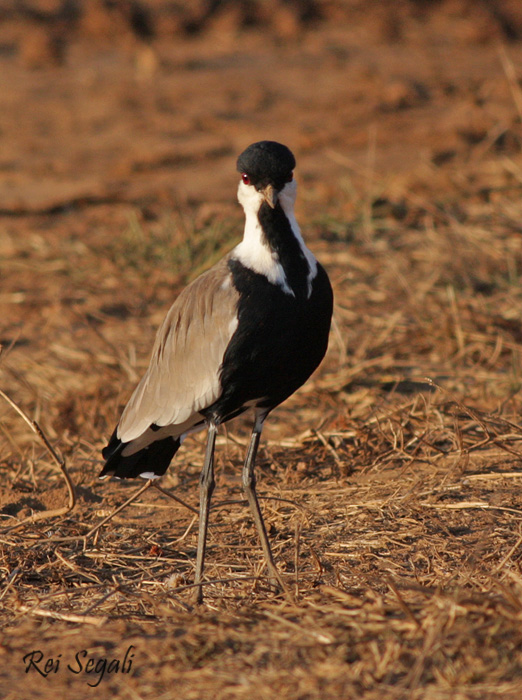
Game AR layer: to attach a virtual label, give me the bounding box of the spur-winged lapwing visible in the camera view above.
[100,141,333,602]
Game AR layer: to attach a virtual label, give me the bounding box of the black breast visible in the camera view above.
[205,258,333,423]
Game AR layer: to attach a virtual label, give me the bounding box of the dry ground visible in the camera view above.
[2,1,522,698]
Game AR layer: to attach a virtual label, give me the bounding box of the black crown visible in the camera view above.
[237,141,296,185]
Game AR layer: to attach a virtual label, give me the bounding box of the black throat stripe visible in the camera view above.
[257,201,310,298]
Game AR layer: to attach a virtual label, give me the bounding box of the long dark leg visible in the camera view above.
[242,413,286,592]
[193,422,218,604]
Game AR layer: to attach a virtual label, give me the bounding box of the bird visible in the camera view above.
[100,140,333,602]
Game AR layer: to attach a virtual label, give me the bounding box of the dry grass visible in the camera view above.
[3,157,522,699]
[3,6,522,697]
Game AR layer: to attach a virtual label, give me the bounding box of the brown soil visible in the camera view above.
[2,2,522,699]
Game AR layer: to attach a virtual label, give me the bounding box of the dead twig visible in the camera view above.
[86,480,153,542]
[385,574,422,631]
[494,532,522,574]
[0,388,76,532]
[499,43,522,122]
[17,604,107,626]
[152,482,199,514]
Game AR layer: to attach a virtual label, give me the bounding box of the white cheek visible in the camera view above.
[278,178,297,208]
[237,180,264,210]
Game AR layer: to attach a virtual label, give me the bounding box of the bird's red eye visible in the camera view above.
[286,171,294,183]
[241,173,250,185]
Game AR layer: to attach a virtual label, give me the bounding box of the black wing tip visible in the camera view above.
[99,427,124,478]
[99,432,181,480]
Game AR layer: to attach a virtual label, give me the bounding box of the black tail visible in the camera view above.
[100,428,181,479]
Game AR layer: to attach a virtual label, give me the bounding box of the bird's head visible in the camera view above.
[237,141,296,210]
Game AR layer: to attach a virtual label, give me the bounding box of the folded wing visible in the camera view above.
[117,257,239,444]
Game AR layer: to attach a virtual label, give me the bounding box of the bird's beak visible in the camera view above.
[260,184,277,209]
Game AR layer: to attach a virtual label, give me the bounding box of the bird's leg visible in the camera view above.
[193,421,218,604]
[242,413,286,594]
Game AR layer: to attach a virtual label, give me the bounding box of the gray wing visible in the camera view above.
[117,257,239,443]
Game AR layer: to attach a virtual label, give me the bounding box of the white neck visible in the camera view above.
[232,179,317,295]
